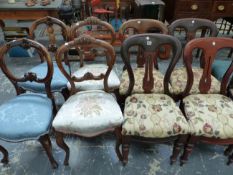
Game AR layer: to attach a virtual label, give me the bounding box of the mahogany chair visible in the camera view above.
[68,16,120,91]
[176,37,233,166]
[52,35,124,165]
[118,18,169,66]
[119,33,190,165]
[168,18,219,100]
[0,38,58,168]
[18,16,70,100]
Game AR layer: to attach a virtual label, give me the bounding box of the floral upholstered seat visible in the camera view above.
[183,94,233,139]
[119,68,164,95]
[170,67,220,95]
[67,64,120,90]
[122,94,190,138]
[53,90,123,137]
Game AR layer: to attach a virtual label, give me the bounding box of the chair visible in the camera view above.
[168,18,219,100]
[176,37,233,166]
[118,18,169,66]
[118,19,170,100]
[18,16,70,100]
[0,38,58,168]
[52,35,124,165]
[68,16,120,91]
[119,33,190,165]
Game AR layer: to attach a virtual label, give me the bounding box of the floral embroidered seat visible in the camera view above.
[53,90,123,136]
[183,94,233,139]
[170,67,220,95]
[122,94,190,138]
[119,68,164,95]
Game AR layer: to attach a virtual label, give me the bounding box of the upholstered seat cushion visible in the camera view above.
[19,61,69,92]
[52,90,123,137]
[122,94,190,138]
[212,60,231,80]
[183,94,233,139]
[0,93,53,142]
[119,68,164,95]
[170,67,220,94]
[67,64,120,90]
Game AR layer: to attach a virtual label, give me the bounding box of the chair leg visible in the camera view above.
[0,145,9,164]
[225,145,233,156]
[39,134,58,169]
[122,135,130,166]
[55,132,70,166]
[170,135,188,165]
[180,135,197,166]
[115,127,123,161]
[227,151,233,165]
[61,88,70,101]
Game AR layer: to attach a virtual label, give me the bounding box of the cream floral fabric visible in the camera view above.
[67,64,120,90]
[183,94,233,139]
[122,94,190,138]
[119,68,164,95]
[170,67,220,94]
[53,90,123,137]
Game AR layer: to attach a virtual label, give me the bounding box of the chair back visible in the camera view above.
[56,35,116,95]
[29,16,69,53]
[182,37,233,96]
[121,33,182,96]
[0,38,53,99]
[168,18,218,42]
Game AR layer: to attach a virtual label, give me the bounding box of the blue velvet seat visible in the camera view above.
[19,62,69,93]
[212,59,231,80]
[0,93,53,142]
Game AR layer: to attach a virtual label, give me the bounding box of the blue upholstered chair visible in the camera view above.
[19,16,70,100]
[0,38,58,169]
[52,35,123,166]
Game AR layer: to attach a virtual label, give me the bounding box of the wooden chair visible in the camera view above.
[176,37,233,166]
[119,33,190,165]
[118,19,169,65]
[18,16,70,100]
[52,35,124,165]
[168,18,219,100]
[0,38,58,169]
[68,16,120,91]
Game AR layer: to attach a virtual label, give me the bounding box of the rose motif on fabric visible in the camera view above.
[152,104,162,112]
[139,124,146,131]
[173,123,181,134]
[130,96,138,103]
[203,123,213,135]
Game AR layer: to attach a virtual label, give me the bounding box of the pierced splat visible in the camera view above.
[143,52,157,93]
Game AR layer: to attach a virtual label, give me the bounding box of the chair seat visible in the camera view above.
[52,90,123,137]
[67,64,120,90]
[183,94,233,139]
[119,68,164,95]
[19,61,69,93]
[122,94,190,138]
[170,67,220,95]
[0,93,53,142]
[212,59,231,80]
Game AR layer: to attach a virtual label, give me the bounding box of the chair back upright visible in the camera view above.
[56,34,116,95]
[181,37,233,97]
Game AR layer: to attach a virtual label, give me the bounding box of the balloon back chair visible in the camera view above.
[69,16,120,93]
[18,16,70,100]
[0,38,58,168]
[119,19,169,66]
[52,35,124,165]
[168,18,219,100]
[176,37,233,166]
[119,33,191,165]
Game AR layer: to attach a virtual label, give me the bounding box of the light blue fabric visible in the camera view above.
[19,61,69,93]
[0,93,53,142]
[212,60,231,80]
